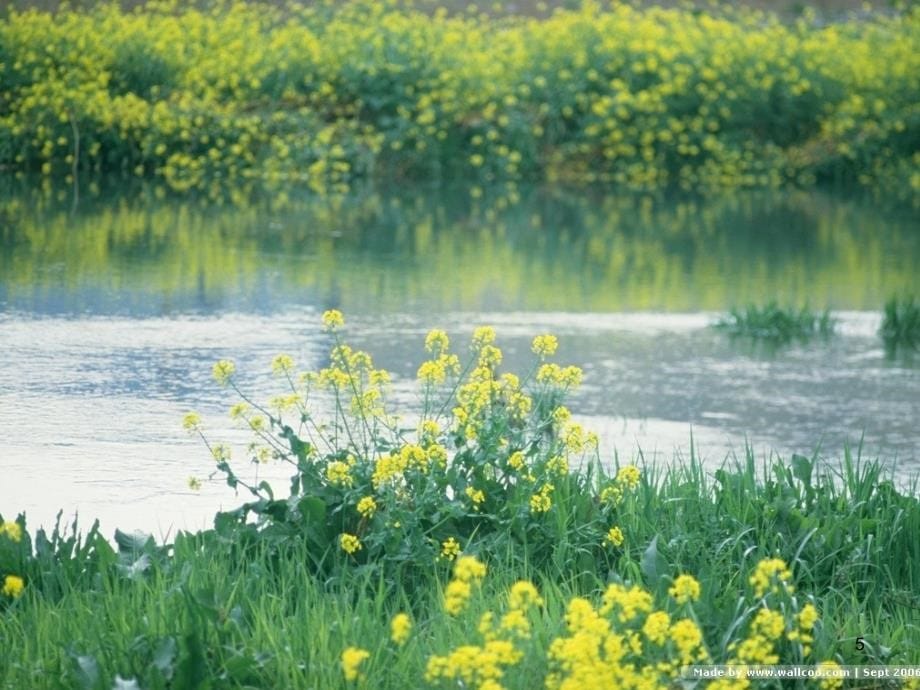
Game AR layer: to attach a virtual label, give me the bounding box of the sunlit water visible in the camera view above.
[1,186,918,536]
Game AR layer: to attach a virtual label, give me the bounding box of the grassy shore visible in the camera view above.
[1,451,918,688]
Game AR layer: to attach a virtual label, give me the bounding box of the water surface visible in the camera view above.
[1,187,918,535]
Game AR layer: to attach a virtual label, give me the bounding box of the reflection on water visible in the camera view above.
[0,187,918,534]
[2,186,919,314]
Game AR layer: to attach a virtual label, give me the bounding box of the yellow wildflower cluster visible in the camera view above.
[531,334,558,358]
[1,520,23,543]
[441,537,461,560]
[668,574,702,604]
[787,602,819,655]
[356,496,377,518]
[600,464,642,505]
[2,2,917,198]
[390,612,412,646]
[749,557,794,598]
[604,526,625,548]
[452,339,533,441]
[529,483,554,513]
[340,646,370,682]
[2,575,25,599]
[212,359,236,386]
[325,460,354,487]
[339,533,362,555]
[443,555,487,616]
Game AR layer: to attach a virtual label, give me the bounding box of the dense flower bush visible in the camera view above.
[1,1,918,199]
[189,311,642,581]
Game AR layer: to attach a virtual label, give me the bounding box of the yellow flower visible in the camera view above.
[187,477,202,491]
[322,309,345,331]
[181,412,201,431]
[529,483,555,514]
[212,359,236,386]
[444,579,472,615]
[642,610,671,645]
[425,329,450,354]
[465,486,486,506]
[615,465,641,490]
[326,461,354,487]
[531,334,558,357]
[817,661,845,690]
[749,558,794,598]
[752,608,786,640]
[471,326,496,349]
[509,581,543,611]
[339,533,362,555]
[356,496,377,518]
[499,609,530,638]
[2,575,24,598]
[605,526,624,547]
[453,555,487,582]
[441,537,461,560]
[1,520,23,543]
[599,484,623,504]
[507,451,525,470]
[341,646,370,681]
[390,613,412,645]
[668,574,701,604]
[798,603,819,630]
[270,353,294,375]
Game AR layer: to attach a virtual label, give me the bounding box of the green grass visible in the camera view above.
[2,449,918,689]
[881,296,920,352]
[714,303,836,343]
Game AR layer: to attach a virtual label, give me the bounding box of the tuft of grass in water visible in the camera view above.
[880,296,920,352]
[713,302,835,343]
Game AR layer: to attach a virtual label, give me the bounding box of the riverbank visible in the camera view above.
[2,1,918,199]
[2,451,918,688]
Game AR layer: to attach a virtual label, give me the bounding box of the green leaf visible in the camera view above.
[152,637,177,679]
[791,454,813,486]
[114,529,154,555]
[67,650,100,690]
[641,535,667,588]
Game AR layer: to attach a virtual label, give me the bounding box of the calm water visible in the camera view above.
[1,186,918,536]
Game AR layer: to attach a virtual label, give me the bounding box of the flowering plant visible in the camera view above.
[190,311,639,583]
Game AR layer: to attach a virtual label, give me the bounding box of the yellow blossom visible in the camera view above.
[212,359,236,386]
[322,309,344,331]
[2,575,24,598]
[604,526,624,547]
[390,613,412,645]
[341,646,370,681]
[669,574,701,604]
[531,334,558,357]
[1,520,23,543]
[441,537,461,560]
[339,533,362,555]
[356,496,377,518]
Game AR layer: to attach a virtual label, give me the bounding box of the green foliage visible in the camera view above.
[713,302,835,343]
[881,295,920,351]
